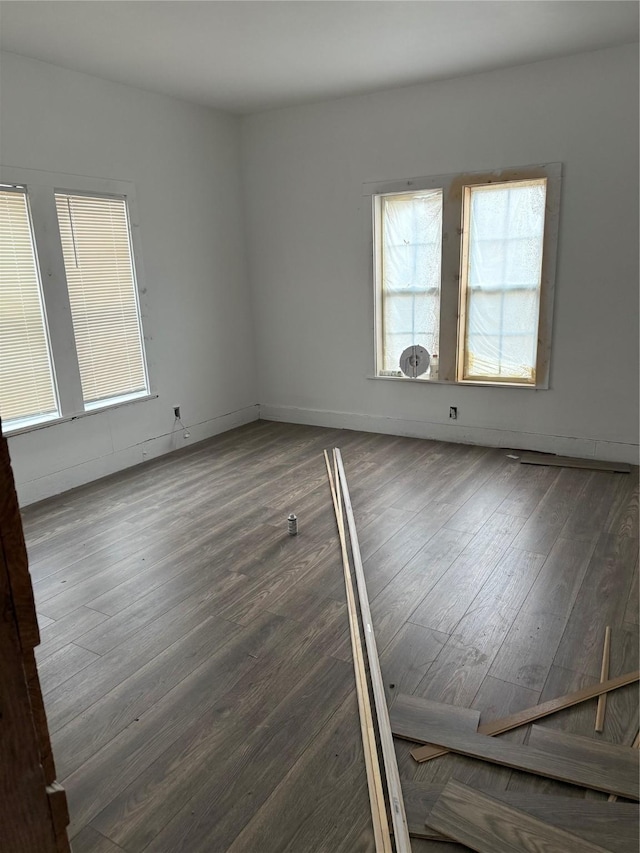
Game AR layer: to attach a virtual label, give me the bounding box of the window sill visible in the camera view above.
[3,393,158,437]
[368,375,546,390]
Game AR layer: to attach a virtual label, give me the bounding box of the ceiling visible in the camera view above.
[0,1,637,114]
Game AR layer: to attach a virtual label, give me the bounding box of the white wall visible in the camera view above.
[242,44,639,463]
[1,52,258,504]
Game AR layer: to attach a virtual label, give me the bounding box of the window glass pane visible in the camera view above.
[0,188,58,429]
[462,179,546,382]
[380,190,442,376]
[55,193,148,406]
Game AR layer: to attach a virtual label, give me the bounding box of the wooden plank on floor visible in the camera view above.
[379,623,449,707]
[53,612,244,779]
[520,536,597,619]
[386,694,480,735]
[426,780,614,852]
[63,611,301,837]
[44,574,247,735]
[488,608,567,692]
[605,473,639,538]
[561,472,627,543]
[553,534,638,678]
[497,463,559,518]
[511,467,592,555]
[451,676,540,793]
[69,825,124,853]
[224,693,376,853]
[94,656,353,852]
[36,606,109,662]
[520,452,631,474]
[36,643,100,695]
[409,517,529,634]
[410,547,545,711]
[367,527,472,653]
[402,780,639,852]
[528,724,639,783]
[408,670,640,763]
[391,704,639,798]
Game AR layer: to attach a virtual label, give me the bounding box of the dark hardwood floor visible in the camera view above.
[20,420,639,852]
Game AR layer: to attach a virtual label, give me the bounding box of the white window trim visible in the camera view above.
[0,164,156,434]
[365,163,562,389]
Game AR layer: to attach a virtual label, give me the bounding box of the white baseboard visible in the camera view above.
[259,404,639,465]
[15,404,259,506]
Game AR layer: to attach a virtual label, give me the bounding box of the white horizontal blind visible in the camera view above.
[379,190,442,375]
[55,193,148,407]
[0,188,58,428]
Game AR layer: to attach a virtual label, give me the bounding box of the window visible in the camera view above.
[0,187,59,430]
[55,193,148,408]
[0,169,150,434]
[377,189,442,376]
[372,164,560,387]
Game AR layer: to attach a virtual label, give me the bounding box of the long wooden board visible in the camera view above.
[390,699,639,799]
[335,449,411,852]
[528,724,640,785]
[323,451,392,853]
[427,781,613,853]
[401,780,638,851]
[408,669,640,762]
[519,452,631,473]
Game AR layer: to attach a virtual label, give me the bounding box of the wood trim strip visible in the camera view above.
[335,448,412,852]
[426,781,612,853]
[323,451,392,853]
[409,669,640,762]
[391,709,640,799]
[519,452,631,473]
[595,625,612,732]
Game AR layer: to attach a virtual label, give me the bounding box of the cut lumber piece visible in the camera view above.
[384,692,480,734]
[323,451,392,853]
[426,780,613,853]
[390,700,639,799]
[334,448,411,852]
[519,452,631,474]
[596,626,612,732]
[401,780,639,851]
[409,669,640,762]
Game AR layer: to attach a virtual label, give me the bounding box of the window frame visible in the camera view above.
[0,165,155,435]
[367,163,561,389]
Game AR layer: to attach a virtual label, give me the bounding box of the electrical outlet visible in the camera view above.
[173,405,181,420]
[449,406,458,420]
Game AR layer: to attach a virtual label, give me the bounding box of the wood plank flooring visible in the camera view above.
[19,420,639,851]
